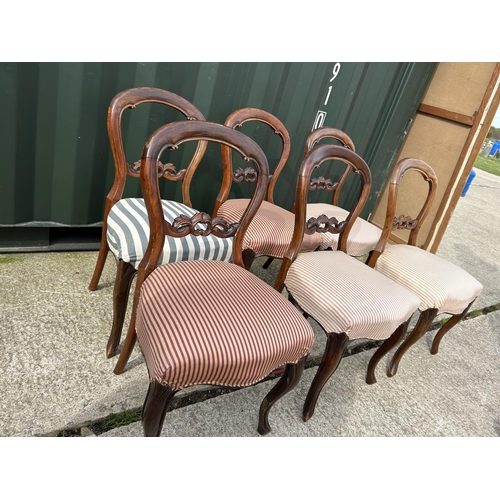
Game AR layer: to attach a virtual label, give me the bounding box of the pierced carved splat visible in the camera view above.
[164,212,239,238]
[393,214,418,230]
[306,214,346,234]
[233,167,258,183]
[127,160,186,181]
[309,177,339,191]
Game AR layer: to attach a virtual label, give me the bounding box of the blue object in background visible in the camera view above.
[461,169,477,197]
[490,141,500,156]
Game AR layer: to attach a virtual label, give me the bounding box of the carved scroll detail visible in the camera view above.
[165,213,238,238]
[393,215,418,230]
[306,214,347,234]
[309,177,338,191]
[233,167,258,183]
[128,160,186,181]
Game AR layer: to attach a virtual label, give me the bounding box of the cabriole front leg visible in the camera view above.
[388,308,438,377]
[258,357,306,435]
[142,382,178,437]
[431,300,475,355]
[366,319,409,385]
[303,332,349,422]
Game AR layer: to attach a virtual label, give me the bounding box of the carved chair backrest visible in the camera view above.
[107,87,207,210]
[302,127,356,207]
[274,145,371,291]
[213,108,290,215]
[365,158,438,268]
[139,120,269,280]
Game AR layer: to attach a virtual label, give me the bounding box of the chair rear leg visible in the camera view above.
[113,319,138,375]
[303,332,349,422]
[258,357,306,435]
[242,249,257,271]
[88,231,110,291]
[142,382,178,437]
[431,300,475,355]
[262,257,275,269]
[107,260,137,358]
[388,308,438,377]
[366,319,409,385]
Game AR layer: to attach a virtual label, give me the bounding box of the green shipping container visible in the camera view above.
[0,62,437,250]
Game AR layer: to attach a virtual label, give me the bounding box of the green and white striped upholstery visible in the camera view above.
[306,203,382,257]
[136,260,315,389]
[107,198,233,269]
[217,198,322,259]
[374,244,483,315]
[284,250,421,340]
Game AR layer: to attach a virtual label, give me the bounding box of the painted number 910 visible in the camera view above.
[312,63,341,131]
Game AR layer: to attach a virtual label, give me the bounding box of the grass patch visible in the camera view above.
[0,255,20,265]
[90,409,142,434]
[474,155,500,177]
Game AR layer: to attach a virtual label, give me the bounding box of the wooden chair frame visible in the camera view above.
[264,127,356,270]
[364,158,463,376]
[213,107,291,214]
[88,87,207,359]
[273,145,420,420]
[133,120,308,435]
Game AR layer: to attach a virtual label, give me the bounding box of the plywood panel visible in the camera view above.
[422,62,496,117]
[370,62,500,252]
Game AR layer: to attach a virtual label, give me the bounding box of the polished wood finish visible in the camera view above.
[130,120,309,435]
[387,308,438,377]
[365,158,438,268]
[365,157,474,375]
[88,87,207,292]
[142,382,178,437]
[271,144,373,420]
[113,121,270,375]
[266,126,356,269]
[275,144,371,292]
[106,260,136,358]
[303,332,349,422]
[302,127,355,207]
[366,319,410,385]
[258,357,306,435]
[431,300,475,355]
[213,107,291,214]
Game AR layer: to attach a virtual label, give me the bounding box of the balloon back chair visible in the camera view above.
[273,145,421,422]
[214,108,323,271]
[131,120,315,436]
[88,88,233,362]
[262,126,382,270]
[302,127,383,258]
[365,158,483,377]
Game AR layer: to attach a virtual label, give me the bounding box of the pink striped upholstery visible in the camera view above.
[306,203,382,256]
[217,199,322,258]
[284,251,420,340]
[136,260,315,390]
[374,244,483,315]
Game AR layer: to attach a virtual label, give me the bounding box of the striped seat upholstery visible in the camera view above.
[284,251,421,341]
[136,260,315,390]
[217,198,322,259]
[306,203,382,256]
[107,198,233,269]
[374,244,483,315]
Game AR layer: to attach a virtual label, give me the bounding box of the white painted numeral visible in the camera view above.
[330,62,341,82]
[324,85,332,106]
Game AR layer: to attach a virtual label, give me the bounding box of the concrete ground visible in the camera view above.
[0,168,498,439]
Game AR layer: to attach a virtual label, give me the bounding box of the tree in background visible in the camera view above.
[487,126,500,141]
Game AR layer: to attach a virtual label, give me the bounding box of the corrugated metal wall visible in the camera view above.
[0,62,436,246]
